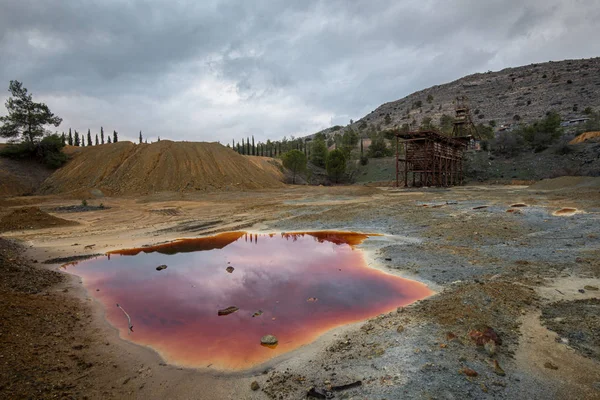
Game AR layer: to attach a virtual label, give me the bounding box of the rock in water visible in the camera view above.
[226,266,234,273]
[156,265,168,271]
[261,335,278,345]
[218,306,239,316]
[250,381,260,391]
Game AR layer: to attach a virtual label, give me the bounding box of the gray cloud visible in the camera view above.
[0,0,599,144]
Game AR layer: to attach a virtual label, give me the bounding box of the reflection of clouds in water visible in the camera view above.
[66,232,431,369]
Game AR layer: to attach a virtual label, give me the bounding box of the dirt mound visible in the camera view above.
[0,207,78,232]
[529,176,600,190]
[40,141,285,195]
[570,131,600,144]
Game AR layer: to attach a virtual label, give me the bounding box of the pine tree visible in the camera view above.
[87,129,92,146]
[113,131,118,143]
[0,80,62,145]
[61,132,66,146]
[95,134,99,146]
[68,128,73,145]
[232,139,235,149]
[74,130,80,146]
[139,131,143,144]
[252,136,255,156]
[100,127,104,144]
[360,138,364,155]
[241,138,245,154]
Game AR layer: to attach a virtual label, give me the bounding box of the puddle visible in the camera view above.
[66,231,432,370]
[553,208,579,216]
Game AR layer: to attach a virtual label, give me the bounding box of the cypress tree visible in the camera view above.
[246,137,250,155]
[95,134,99,146]
[113,130,118,143]
[232,139,234,149]
[68,128,73,145]
[74,130,80,146]
[139,131,143,144]
[100,126,105,144]
[87,129,92,146]
[252,136,255,156]
[158,136,161,142]
[61,132,66,146]
[241,138,245,155]
[278,141,281,156]
[107,136,112,144]
[360,138,364,154]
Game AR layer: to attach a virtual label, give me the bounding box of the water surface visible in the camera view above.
[67,231,432,370]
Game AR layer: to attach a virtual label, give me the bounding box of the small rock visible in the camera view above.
[484,341,496,356]
[578,289,585,294]
[261,335,278,346]
[396,325,405,334]
[252,310,263,318]
[250,381,260,391]
[226,266,234,273]
[584,285,598,291]
[156,265,168,271]
[460,367,478,377]
[544,362,559,370]
[218,306,239,316]
[307,297,318,302]
[493,360,505,376]
[384,258,392,261]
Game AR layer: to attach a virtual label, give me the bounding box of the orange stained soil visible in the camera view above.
[66,231,433,370]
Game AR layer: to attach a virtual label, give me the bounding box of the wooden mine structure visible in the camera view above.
[392,96,478,187]
[394,130,468,187]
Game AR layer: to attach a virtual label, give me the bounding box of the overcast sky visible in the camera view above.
[1,0,599,144]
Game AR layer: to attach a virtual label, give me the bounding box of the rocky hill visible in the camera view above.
[322,57,600,137]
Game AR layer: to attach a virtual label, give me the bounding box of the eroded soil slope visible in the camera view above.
[40,141,284,196]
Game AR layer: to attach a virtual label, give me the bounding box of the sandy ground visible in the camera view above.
[1,184,599,399]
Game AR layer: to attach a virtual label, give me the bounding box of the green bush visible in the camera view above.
[0,133,67,168]
[282,149,307,184]
[326,149,346,183]
[360,154,369,166]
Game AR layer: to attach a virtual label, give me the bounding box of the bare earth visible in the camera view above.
[1,183,599,399]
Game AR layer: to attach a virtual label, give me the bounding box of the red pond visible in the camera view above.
[66,231,433,370]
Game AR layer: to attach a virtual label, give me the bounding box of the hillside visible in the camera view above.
[39,141,284,196]
[318,57,600,137]
[0,144,55,196]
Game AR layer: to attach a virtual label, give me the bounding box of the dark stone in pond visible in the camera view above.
[385,258,392,261]
[218,306,239,316]
[578,289,585,293]
[226,266,234,273]
[261,334,278,345]
[250,381,259,391]
[156,265,168,271]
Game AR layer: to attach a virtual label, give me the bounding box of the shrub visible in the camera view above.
[491,132,523,157]
[0,133,67,168]
[282,149,307,184]
[367,133,393,158]
[326,149,346,183]
[82,199,88,207]
[360,154,369,166]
